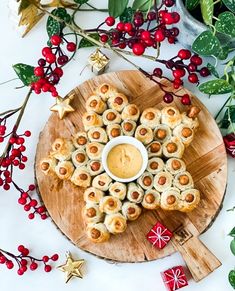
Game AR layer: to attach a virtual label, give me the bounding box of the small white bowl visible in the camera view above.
[101,136,148,183]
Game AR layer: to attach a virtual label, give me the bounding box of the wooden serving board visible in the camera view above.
[35,70,227,282]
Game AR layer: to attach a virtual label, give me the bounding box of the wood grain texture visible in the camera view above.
[35,71,227,271]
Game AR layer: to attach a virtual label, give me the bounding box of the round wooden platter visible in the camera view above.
[35,70,227,281]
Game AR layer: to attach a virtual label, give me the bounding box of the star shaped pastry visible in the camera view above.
[50,95,75,119]
[57,252,85,283]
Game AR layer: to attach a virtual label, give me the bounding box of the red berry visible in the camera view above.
[105,16,115,26]
[51,254,59,261]
[163,12,174,24]
[29,184,36,191]
[34,67,44,77]
[181,94,191,105]
[37,206,46,214]
[173,68,185,78]
[44,265,52,272]
[38,58,46,67]
[100,34,109,43]
[3,170,10,177]
[50,35,62,46]
[147,11,156,21]
[30,262,38,271]
[22,192,28,199]
[67,42,76,52]
[17,137,25,144]
[24,130,31,137]
[163,93,173,103]
[12,159,20,166]
[178,49,191,60]
[134,17,144,27]
[124,22,133,32]
[171,12,180,23]
[17,268,25,276]
[153,68,163,77]
[24,204,31,211]
[19,145,26,152]
[22,248,29,256]
[46,54,56,64]
[18,245,25,252]
[155,29,165,42]
[200,67,210,77]
[190,55,202,65]
[188,73,199,83]
[0,256,6,264]
[42,256,49,263]
[132,43,145,56]
[119,42,126,49]
[34,89,41,95]
[21,259,28,266]
[18,197,26,205]
[54,67,63,77]
[42,47,52,57]
[21,265,27,272]
[9,137,16,144]
[144,38,154,47]
[41,214,48,220]
[116,22,125,31]
[57,55,68,65]
[52,91,58,97]
[19,163,25,170]
[141,31,151,41]
[164,0,175,7]
[188,63,197,72]
[6,261,14,269]
[3,184,10,190]
[30,199,38,207]
[21,156,27,162]
[28,213,35,220]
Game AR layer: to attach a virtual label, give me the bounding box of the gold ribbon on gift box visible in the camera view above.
[89,49,109,73]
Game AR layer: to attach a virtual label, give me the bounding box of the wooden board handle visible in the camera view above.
[172,235,221,282]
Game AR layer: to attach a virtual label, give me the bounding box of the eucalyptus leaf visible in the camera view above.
[108,0,128,18]
[229,227,235,237]
[132,0,152,11]
[192,31,222,56]
[207,63,219,78]
[200,0,214,25]
[222,0,235,13]
[185,0,200,10]
[78,33,99,48]
[13,63,38,86]
[215,12,235,37]
[230,239,235,255]
[199,79,233,94]
[229,270,235,289]
[120,7,133,22]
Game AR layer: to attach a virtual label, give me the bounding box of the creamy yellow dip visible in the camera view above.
[107,144,143,179]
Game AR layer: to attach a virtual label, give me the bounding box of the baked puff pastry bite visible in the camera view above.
[142,189,161,210]
[92,173,112,191]
[84,187,105,204]
[106,124,122,139]
[161,107,182,129]
[104,213,127,234]
[109,182,127,200]
[96,83,117,101]
[86,223,110,243]
[87,160,104,176]
[147,157,165,174]
[153,125,171,143]
[173,124,194,147]
[87,127,108,144]
[70,167,91,188]
[173,171,194,191]
[140,107,161,128]
[121,120,137,136]
[107,93,129,112]
[162,136,185,159]
[147,141,162,157]
[122,202,142,221]
[121,104,140,121]
[165,158,186,175]
[55,161,74,180]
[181,112,199,130]
[86,142,104,160]
[83,204,104,224]
[85,95,107,114]
[40,157,57,176]
[99,196,122,214]
[135,125,153,145]
[103,109,121,125]
[137,172,154,190]
[72,132,88,149]
[153,170,173,192]
[51,138,74,161]
[180,189,200,212]
[161,187,181,211]
[82,112,103,131]
[127,183,144,203]
[71,149,88,167]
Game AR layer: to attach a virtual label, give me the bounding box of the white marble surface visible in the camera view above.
[0,1,235,290]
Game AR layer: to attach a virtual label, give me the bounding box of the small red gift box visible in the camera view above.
[146,222,173,249]
[223,133,235,158]
[161,266,188,291]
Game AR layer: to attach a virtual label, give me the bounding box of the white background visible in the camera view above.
[0,1,235,290]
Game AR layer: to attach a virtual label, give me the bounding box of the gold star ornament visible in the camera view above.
[50,95,75,119]
[57,252,85,283]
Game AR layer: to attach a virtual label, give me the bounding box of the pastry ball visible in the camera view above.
[70,167,91,188]
[106,124,122,139]
[127,183,144,203]
[40,157,57,176]
[92,173,112,191]
[161,187,181,211]
[87,127,108,144]
[84,187,104,204]
[135,125,153,145]
[99,196,122,214]
[173,124,195,147]
[147,157,164,174]
[83,204,104,224]
[180,189,200,212]
[87,160,104,176]
[122,202,142,221]
[137,172,154,190]
[104,213,127,234]
[86,223,110,243]
[51,138,75,161]
[86,142,104,160]
[147,141,163,157]
[153,170,173,192]
[96,83,117,101]
[71,149,88,167]
[85,95,107,114]
[55,161,74,180]
[82,112,103,131]
[72,131,88,148]
[121,104,140,121]
[173,171,194,191]
[142,189,161,210]
[109,182,127,200]
[162,136,185,159]
[165,158,186,175]
[121,120,137,136]
[161,106,182,129]
[153,125,172,143]
[103,109,121,125]
[107,92,129,112]
[140,107,161,128]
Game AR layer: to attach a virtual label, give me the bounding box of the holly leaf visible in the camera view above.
[13,63,38,86]
[108,0,128,18]
[201,0,214,25]
[185,0,200,10]
[230,238,235,255]
[132,0,153,11]
[207,63,219,78]
[215,12,235,37]
[229,227,235,237]
[199,79,233,94]
[222,0,235,13]
[229,270,235,289]
[192,30,222,56]
[74,0,89,4]
[120,7,134,22]
[47,8,70,38]
[78,33,99,48]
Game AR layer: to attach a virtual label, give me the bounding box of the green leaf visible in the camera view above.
[108,0,128,18]
[199,79,233,95]
[215,12,235,37]
[207,63,219,78]
[201,0,214,25]
[78,33,99,48]
[13,63,38,86]
[229,270,235,289]
[220,107,235,128]
[47,8,71,38]
[192,30,222,56]
[132,0,153,11]
[229,227,235,237]
[120,7,134,22]
[222,0,235,13]
[217,45,229,60]
[230,238,235,255]
[185,0,200,10]
[74,0,89,3]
